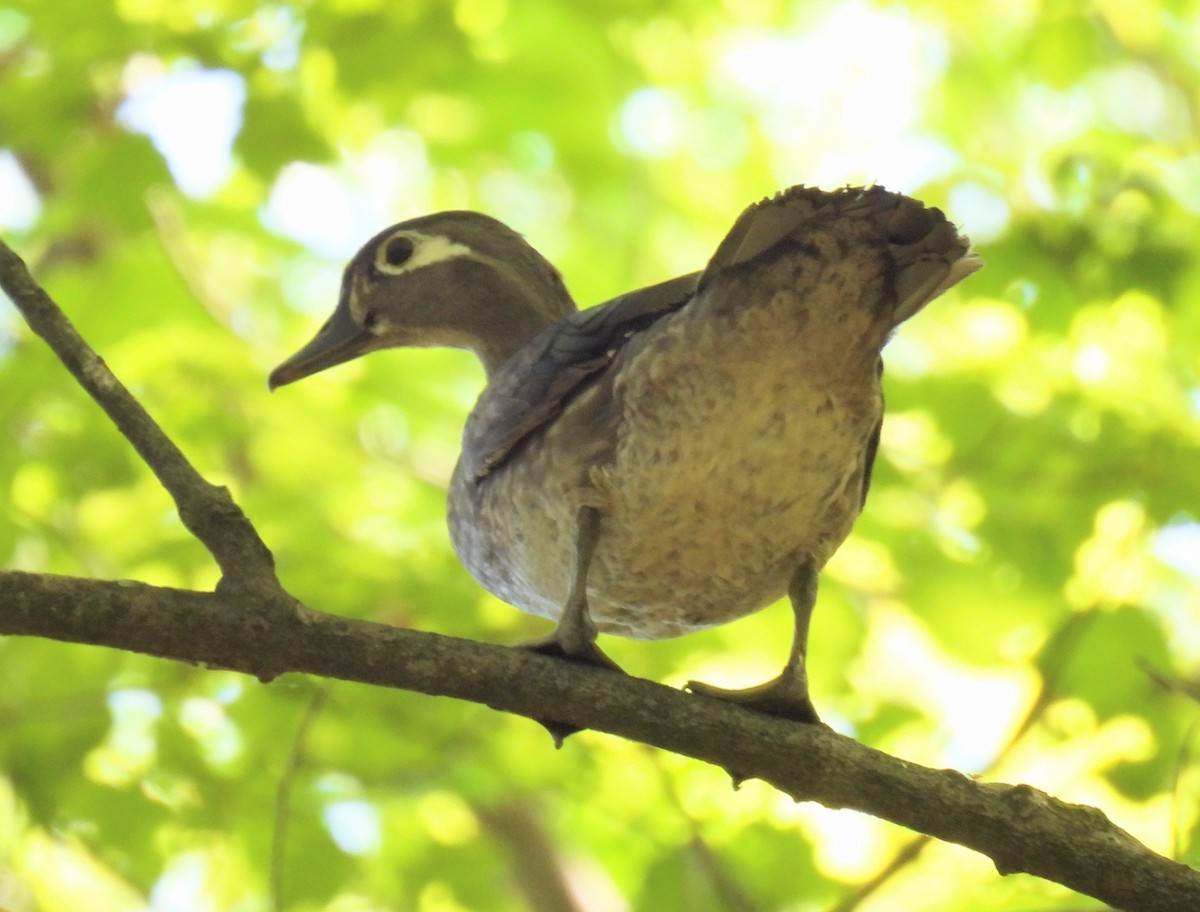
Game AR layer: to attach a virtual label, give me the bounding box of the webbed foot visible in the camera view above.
[687,669,820,725]
[519,634,625,672]
[688,559,824,725]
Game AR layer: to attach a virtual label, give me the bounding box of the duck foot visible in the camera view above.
[686,672,821,725]
[516,636,626,747]
[689,559,824,726]
[520,634,625,671]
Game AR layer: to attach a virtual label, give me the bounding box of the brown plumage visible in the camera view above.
[271,185,980,725]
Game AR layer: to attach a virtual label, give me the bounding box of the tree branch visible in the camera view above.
[3,236,1199,912]
[0,237,277,590]
[1,570,1197,912]
[477,800,591,912]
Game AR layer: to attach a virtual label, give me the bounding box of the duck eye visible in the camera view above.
[380,235,415,270]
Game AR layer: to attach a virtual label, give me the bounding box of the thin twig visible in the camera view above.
[270,686,329,912]
[477,800,592,912]
[1140,659,1200,705]
[648,747,758,912]
[0,237,278,590]
[1172,717,1200,861]
[147,189,240,326]
[831,595,1100,912]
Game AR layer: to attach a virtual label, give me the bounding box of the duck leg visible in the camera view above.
[520,506,624,672]
[522,506,624,671]
[687,559,822,724]
[519,506,624,745]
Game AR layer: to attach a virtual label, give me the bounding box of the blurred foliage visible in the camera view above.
[2,0,1200,909]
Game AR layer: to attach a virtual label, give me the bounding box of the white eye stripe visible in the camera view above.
[374,231,473,275]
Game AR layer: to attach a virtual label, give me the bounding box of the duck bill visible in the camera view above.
[268,303,374,390]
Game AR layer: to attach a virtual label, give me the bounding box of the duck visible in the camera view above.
[270,184,980,730]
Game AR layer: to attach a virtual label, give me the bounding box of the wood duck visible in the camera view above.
[270,185,980,728]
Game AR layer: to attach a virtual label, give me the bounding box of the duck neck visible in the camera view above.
[465,256,577,379]
[473,306,561,378]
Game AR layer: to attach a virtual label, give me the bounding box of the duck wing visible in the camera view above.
[465,185,980,485]
[462,272,699,482]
